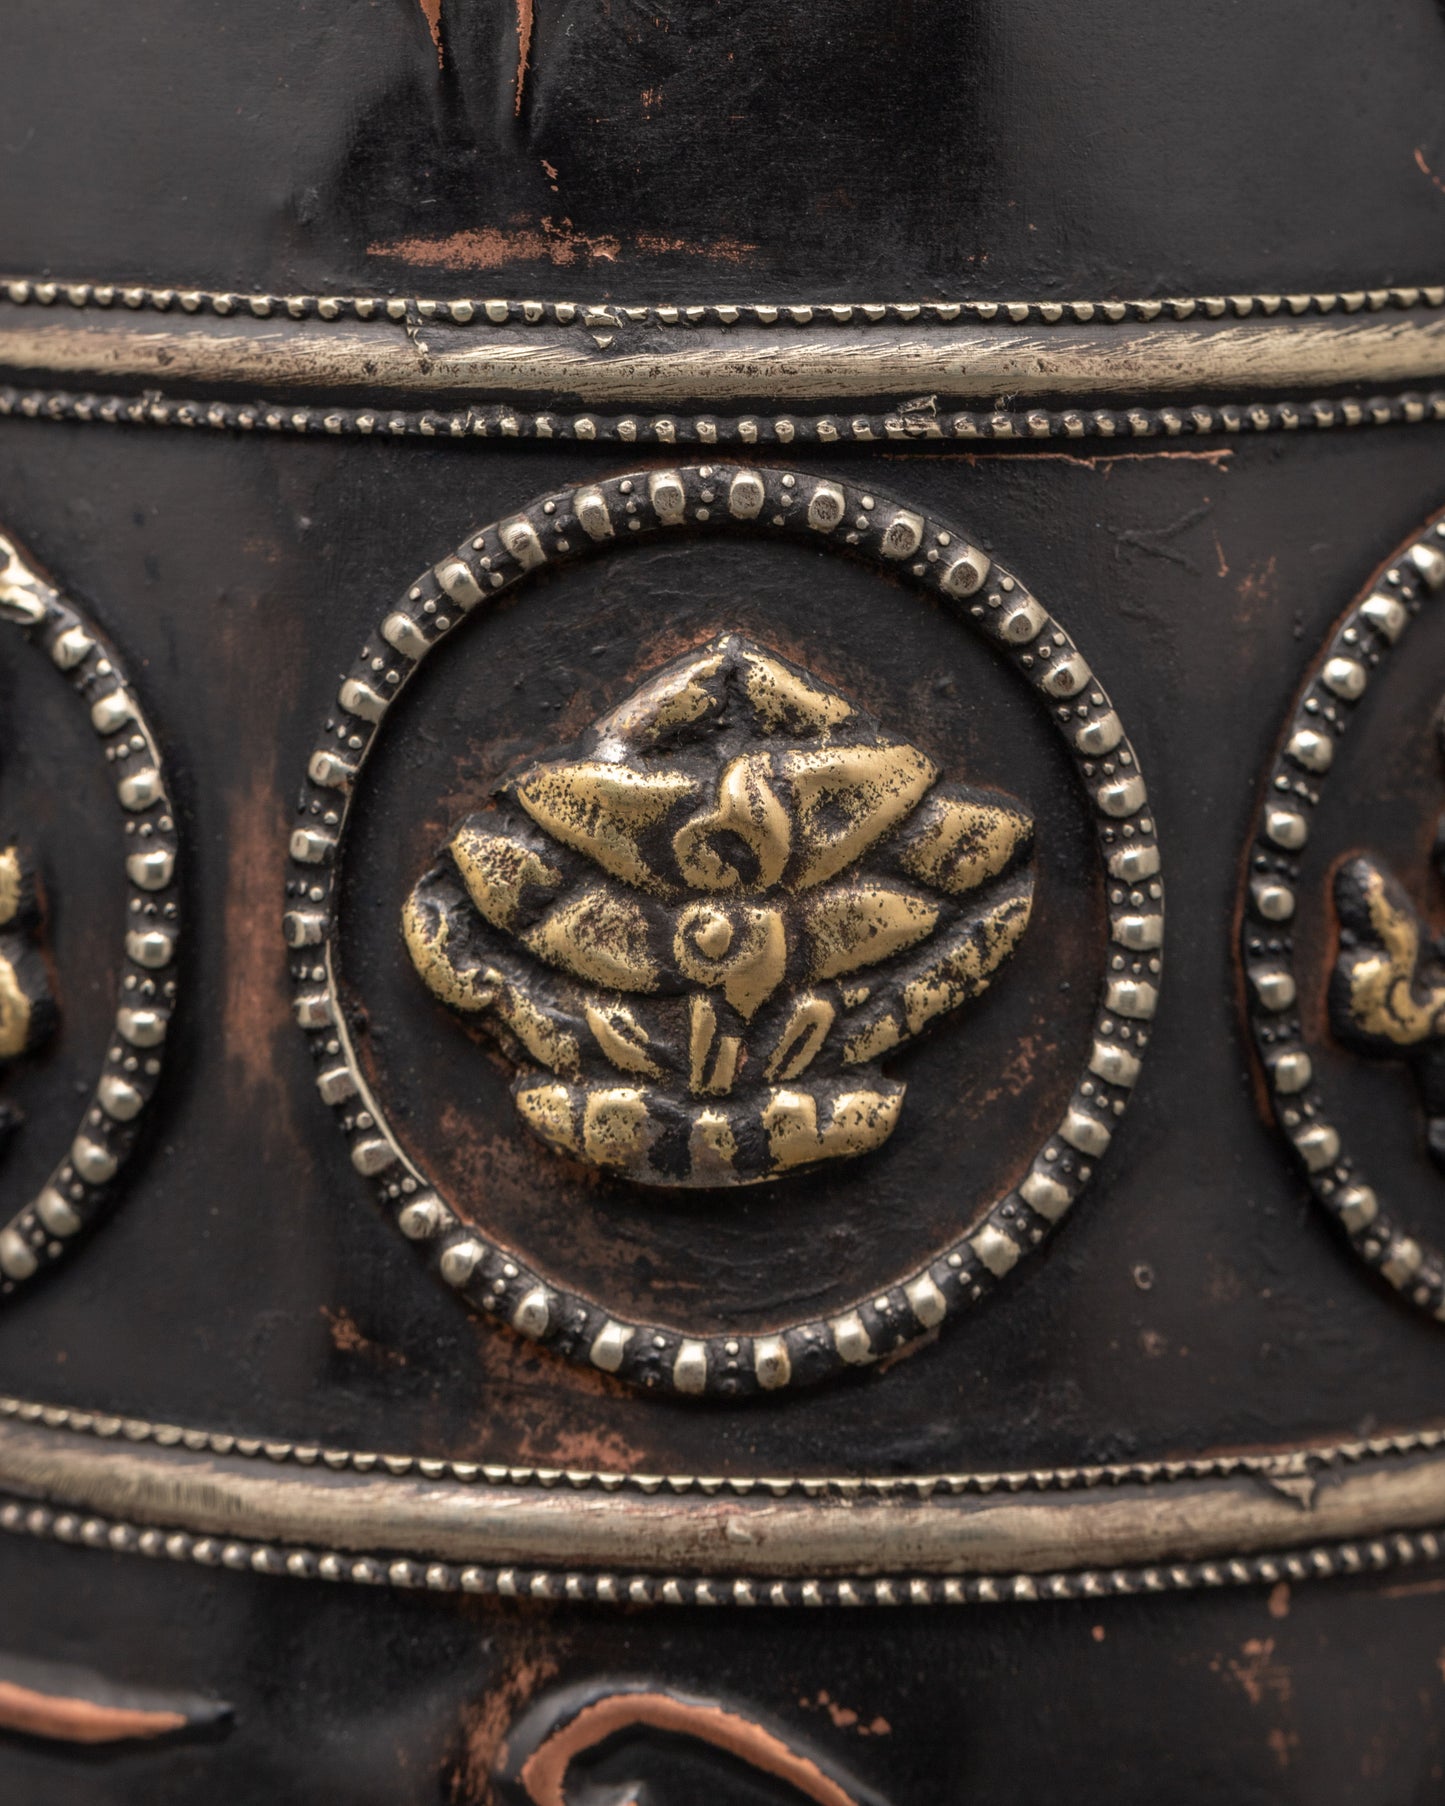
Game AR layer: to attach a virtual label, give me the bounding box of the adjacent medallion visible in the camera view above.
[288,467,1163,1395]
[0,532,180,1295]
[1242,504,1445,1319]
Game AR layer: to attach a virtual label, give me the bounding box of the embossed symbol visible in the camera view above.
[0,530,181,1296]
[0,842,56,1153]
[0,845,54,1065]
[1330,699,1445,1172]
[404,634,1034,1185]
[293,468,1161,1394]
[1243,508,1445,1318]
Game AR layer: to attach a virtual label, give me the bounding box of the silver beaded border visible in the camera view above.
[3,1393,1435,1499]
[1243,506,1445,1320]
[2,385,1444,447]
[287,466,1164,1398]
[2,276,1443,326]
[0,537,181,1298]
[1,1486,1438,1608]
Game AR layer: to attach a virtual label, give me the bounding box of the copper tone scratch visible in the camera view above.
[372,223,620,269]
[1415,147,1445,196]
[417,0,443,69]
[223,748,293,1109]
[798,1690,891,1738]
[457,1652,559,1801]
[517,1693,866,1806]
[368,224,756,268]
[634,229,758,263]
[320,1305,407,1369]
[0,1680,186,1745]
[515,0,533,114]
[1382,1574,1445,1599]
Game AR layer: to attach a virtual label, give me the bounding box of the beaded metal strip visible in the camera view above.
[2,277,1443,326]
[3,385,1443,445]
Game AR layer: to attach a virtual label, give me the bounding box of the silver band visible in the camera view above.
[3,303,1445,412]
[1,1396,1443,1602]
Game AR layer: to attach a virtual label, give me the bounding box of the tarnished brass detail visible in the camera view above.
[1334,857,1445,1047]
[405,633,1033,1185]
[0,847,53,1066]
[1332,852,1445,1178]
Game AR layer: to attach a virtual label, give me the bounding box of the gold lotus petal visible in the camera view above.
[490,981,582,1078]
[585,1003,663,1078]
[515,759,695,895]
[450,826,563,931]
[764,994,836,1082]
[515,1082,580,1155]
[673,754,792,891]
[762,1086,903,1169]
[402,892,500,1016]
[802,882,939,982]
[737,645,853,735]
[0,846,22,928]
[687,995,742,1095]
[688,1109,738,1179]
[522,888,659,993]
[582,1087,652,1168]
[781,742,938,890]
[898,794,1034,896]
[841,1014,902,1063]
[1340,859,1445,1045]
[673,901,787,1020]
[0,952,32,1060]
[594,646,727,746]
[900,891,1034,1037]
[839,886,1034,1062]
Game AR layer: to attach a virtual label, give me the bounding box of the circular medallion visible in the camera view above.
[1243,504,1445,1321]
[0,532,181,1296]
[288,467,1163,1396]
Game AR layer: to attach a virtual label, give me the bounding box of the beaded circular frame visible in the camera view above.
[1242,504,1445,1320]
[286,466,1165,1397]
[0,535,181,1297]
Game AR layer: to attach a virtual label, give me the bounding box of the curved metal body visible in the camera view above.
[2,4,1445,1800]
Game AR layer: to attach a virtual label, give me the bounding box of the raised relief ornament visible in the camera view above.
[290,468,1161,1395]
[0,531,182,1297]
[1330,699,1445,1171]
[1243,507,1445,1318]
[403,634,1033,1186]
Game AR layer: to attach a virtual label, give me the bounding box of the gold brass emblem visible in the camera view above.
[1332,854,1445,1171]
[404,634,1033,1185]
[0,844,53,1070]
[1330,695,1445,1173]
[0,842,55,1172]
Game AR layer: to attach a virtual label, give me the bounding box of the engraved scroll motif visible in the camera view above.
[404,634,1033,1186]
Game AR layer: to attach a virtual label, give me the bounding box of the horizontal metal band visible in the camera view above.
[2,303,1445,418]
[0,1398,1443,1604]
[4,276,1444,328]
[3,383,1442,449]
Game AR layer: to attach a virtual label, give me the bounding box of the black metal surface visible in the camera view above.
[1,4,1444,1801]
